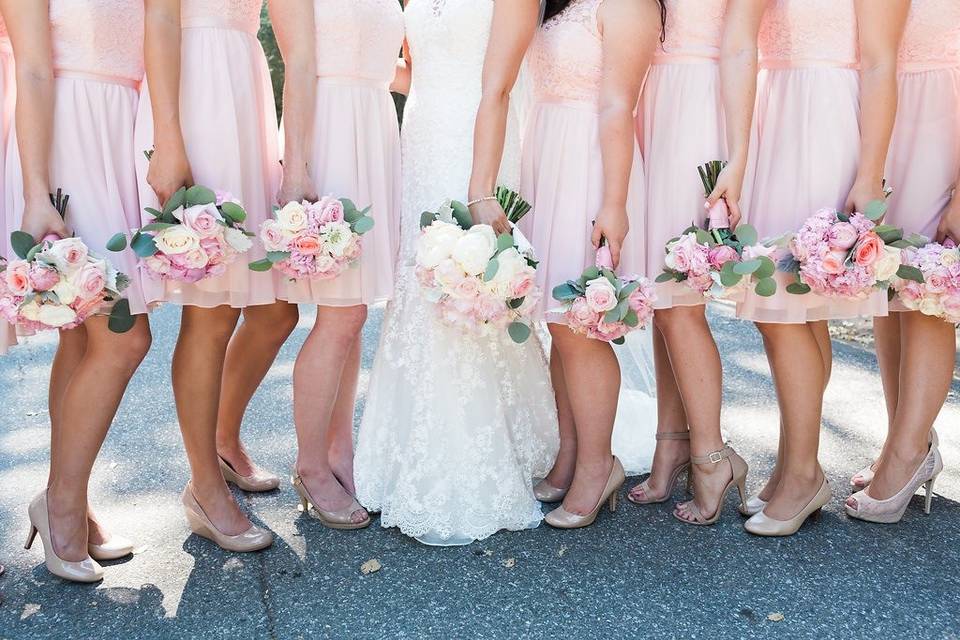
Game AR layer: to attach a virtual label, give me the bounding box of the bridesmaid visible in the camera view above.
[3,0,152,582]
[279,0,403,529]
[522,0,662,529]
[712,0,906,536]
[136,0,308,551]
[630,0,750,526]
[0,16,14,355]
[848,0,959,523]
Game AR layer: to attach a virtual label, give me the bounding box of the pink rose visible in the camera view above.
[821,251,847,275]
[4,262,32,296]
[853,232,883,268]
[827,222,859,251]
[940,294,960,318]
[584,277,618,313]
[708,245,740,270]
[318,199,345,224]
[925,273,947,294]
[313,255,338,277]
[75,265,106,301]
[508,272,535,299]
[476,294,504,322]
[74,295,104,320]
[261,223,287,252]
[452,277,481,299]
[28,265,60,292]
[182,204,222,239]
[294,235,322,256]
[569,297,600,328]
[592,320,628,343]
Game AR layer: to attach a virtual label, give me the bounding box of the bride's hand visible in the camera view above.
[591,204,629,269]
[469,198,511,235]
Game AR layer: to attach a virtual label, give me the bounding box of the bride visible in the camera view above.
[353,0,560,546]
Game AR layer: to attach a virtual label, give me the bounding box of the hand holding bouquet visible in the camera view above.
[249,196,374,280]
[415,187,540,344]
[1,190,134,333]
[109,185,253,284]
[552,241,655,344]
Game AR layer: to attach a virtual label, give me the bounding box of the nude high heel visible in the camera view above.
[533,480,568,503]
[846,443,943,524]
[219,456,281,493]
[738,494,768,517]
[292,474,371,530]
[25,491,104,583]
[181,484,273,552]
[88,533,135,562]
[850,428,938,491]
[673,446,748,526]
[744,476,832,537]
[627,431,690,505]
[545,457,625,529]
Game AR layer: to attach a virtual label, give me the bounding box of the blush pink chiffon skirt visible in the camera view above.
[884,67,960,312]
[5,74,150,339]
[134,25,282,309]
[639,60,729,309]
[521,101,647,323]
[277,78,401,306]
[0,43,15,353]
[736,67,888,324]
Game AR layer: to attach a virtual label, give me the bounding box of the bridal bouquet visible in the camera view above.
[1,190,134,333]
[415,187,539,344]
[552,243,655,344]
[248,197,374,280]
[777,202,905,298]
[891,240,960,323]
[108,185,253,284]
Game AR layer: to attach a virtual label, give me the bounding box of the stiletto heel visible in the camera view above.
[923,476,938,515]
[628,432,690,505]
[24,525,38,550]
[545,457,625,529]
[846,443,943,524]
[736,480,747,507]
[292,473,371,530]
[181,483,273,552]
[850,428,939,491]
[672,446,749,526]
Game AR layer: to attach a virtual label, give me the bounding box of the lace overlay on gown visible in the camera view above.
[50,0,144,81]
[656,0,726,61]
[899,0,960,71]
[182,0,262,33]
[354,0,559,546]
[314,0,403,82]
[759,0,857,68]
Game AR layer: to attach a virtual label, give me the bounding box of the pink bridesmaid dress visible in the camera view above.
[4,1,149,330]
[134,0,281,308]
[0,18,15,353]
[736,0,887,323]
[885,0,960,312]
[522,0,646,322]
[278,0,402,306]
[639,0,728,308]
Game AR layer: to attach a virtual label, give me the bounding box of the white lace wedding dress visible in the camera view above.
[354,0,560,546]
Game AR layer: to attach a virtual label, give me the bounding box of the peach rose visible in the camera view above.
[853,233,883,268]
[294,235,322,256]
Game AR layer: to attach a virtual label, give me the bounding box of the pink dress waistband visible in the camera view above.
[760,59,858,70]
[54,69,141,91]
[898,61,960,74]
[653,53,720,66]
[534,97,601,113]
[317,76,390,91]
[181,16,258,35]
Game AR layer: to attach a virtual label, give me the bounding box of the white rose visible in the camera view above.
[452,224,497,276]
[39,303,78,328]
[874,246,902,282]
[39,237,88,274]
[276,201,309,233]
[20,300,42,321]
[154,226,201,256]
[664,251,677,271]
[322,221,354,257]
[224,227,253,253]
[919,296,943,317]
[52,279,80,305]
[584,276,619,313]
[416,221,464,269]
[941,250,959,266]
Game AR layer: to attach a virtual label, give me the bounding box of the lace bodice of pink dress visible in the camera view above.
[49,0,144,82]
[314,0,404,83]
[656,0,726,62]
[182,0,262,33]
[759,0,857,68]
[530,0,603,105]
[899,0,960,71]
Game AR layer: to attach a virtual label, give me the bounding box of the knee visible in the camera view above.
[315,306,367,346]
[654,306,707,340]
[104,320,152,372]
[245,302,300,342]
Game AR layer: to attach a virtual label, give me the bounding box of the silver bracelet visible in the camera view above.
[466,195,498,208]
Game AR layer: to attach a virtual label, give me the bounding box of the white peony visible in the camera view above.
[452,224,497,276]
[154,226,201,255]
[52,278,80,306]
[417,221,464,269]
[39,303,78,328]
[224,227,253,253]
[275,201,309,233]
[20,300,42,321]
[874,246,902,282]
[322,221,354,257]
[489,247,526,296]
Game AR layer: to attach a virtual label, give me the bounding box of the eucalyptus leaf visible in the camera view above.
[583,266,601,281]
[496,233,514,253]
[451,200,473,229]
[734,224,758,247]
[144,207,163,220]
[786,282,812,295]
[613,336,626,345]
[266,251,291,263]
[483,258,499,282]
[719,262,743,287]
[162,188,186,216]
[139,222,177,233]
[249,259,274,272]
[655,272,677,284]
[10,231,36,260]
[623,309,639,328]
[352,216,375,235]
[508,297,525,310]
[420,211,435,229]
[896,264,925,284]
[864,199,887,221]
[755,256,776,280]
[130,233,158,258]
[754,277,777,297]
[552,282,580,302]
[508,321,531,344]
[695,229,713,245]
[836,211,850,223]
[106,233,128,252]
[733,259,762,275]
[107,299,135,334]
[185,185,216,206]
[220,202,247,224]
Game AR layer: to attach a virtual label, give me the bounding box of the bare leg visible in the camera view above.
[873,313,902,433]
[173,305,251,536]
[293,305,367,523]
[216,301,299,475]
[756,322,826,520]
[542,342,579,489]
[854,312,954,502]
[328,337,361,495]
[549,324,620,515]
[46,317,151,562]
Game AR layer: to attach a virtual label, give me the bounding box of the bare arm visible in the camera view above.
[935,175,960,244]
[467,0,541,234]
[270,0,318,204]
[591,0,659,268]
[145,0,192,204]
[390,39,411,95]
[0,0,69,239]
[706,0,766,227]
[845,0,909,214]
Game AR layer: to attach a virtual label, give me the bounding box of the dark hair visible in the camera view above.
[542,0,667,42]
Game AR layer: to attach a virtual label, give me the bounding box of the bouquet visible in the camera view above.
[248,196,374,280]
[552,243,656,344]
[778,201,907,298]
[1,190,134,333]
[415,187,539,344]
[890,239,960,323]
[656,160,777,299]
[108,185,254,283]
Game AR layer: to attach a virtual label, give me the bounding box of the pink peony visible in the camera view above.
[318,199,345,224]
[827,222,859,250]
[707,245,740,270]
[508,272,536,300]
[28,265,60,292]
